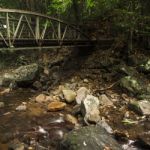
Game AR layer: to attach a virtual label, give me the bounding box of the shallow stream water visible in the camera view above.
[0,89,74,150]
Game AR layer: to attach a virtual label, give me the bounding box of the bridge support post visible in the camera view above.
[35,16,40,41]
[6,12,12,47]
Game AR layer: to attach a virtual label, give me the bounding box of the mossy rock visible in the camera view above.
[120,76,143,95]
[138,59,150,73]
[59,125,122,150]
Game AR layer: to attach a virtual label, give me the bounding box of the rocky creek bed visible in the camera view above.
[0,48,150,150]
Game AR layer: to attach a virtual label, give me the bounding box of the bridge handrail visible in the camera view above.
[0,8,90,40]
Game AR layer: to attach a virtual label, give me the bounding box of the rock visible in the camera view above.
[76,87,89,105]
[128,100,141,114]
[52,85,66,95]
[16,104,27,111]
[0,88,11,95]
[1,64,39,87]
[120,76,142,95]
[120,76,150,99]
[48,102,66,111]
[35,94,46,103]
[98,118,113,134]
[138,59,150,73]
[60,125,122,150]
[65,114,78,126]
[27,104,44,117]
[99,94,113,107]
[32,81,42,90]
[83,79,89,83]
[62,90,76,103]
[14,63,39,82]
[118,64,137,76]
[0,102,5,108]
[44,67,49,75]
[127,54,147,66]
[72,105,81,115]
[35,94,53,103]
[45,96,53,102]
[129,100,150,115]
[81,95,100,124]
[138,100,150,115]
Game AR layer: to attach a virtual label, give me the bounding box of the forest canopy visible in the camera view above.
[0,0,149,51]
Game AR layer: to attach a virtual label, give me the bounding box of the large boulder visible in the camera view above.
[1,63,39,87]
[60,125,122,150]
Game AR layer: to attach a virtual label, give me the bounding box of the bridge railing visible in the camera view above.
[0,8,90,47]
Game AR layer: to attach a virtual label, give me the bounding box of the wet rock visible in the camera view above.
[81,95,100,124]
[60,125,122,150]
[65,114,78,126]
[27,104,44,117]
[16,104,27,111]
[35,94,46,103]
[99,94,113,107]
[48,102,66,111]
[76,87,89,105]
[0,102,5,108]
[62,90,76,103]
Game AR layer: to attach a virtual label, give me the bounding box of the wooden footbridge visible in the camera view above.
[0,8,96,48]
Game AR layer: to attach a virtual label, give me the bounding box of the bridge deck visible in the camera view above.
[0,39,97,48]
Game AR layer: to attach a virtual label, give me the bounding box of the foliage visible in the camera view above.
[48,0,72,15]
